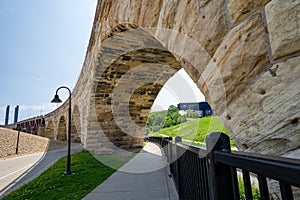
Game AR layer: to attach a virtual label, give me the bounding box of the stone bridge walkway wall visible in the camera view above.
[43,0,300,156]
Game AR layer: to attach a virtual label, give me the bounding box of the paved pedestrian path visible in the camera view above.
[0,146,83,198]
[83,142,178,200]
[0,152,44,196]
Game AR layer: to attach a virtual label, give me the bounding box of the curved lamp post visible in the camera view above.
[51,86,72,175]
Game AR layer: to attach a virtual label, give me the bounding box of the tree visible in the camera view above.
[147,110,167,132]
[147,105,188,132]
[163,105,181,128]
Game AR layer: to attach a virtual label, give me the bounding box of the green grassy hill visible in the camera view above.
[150,116,234,146]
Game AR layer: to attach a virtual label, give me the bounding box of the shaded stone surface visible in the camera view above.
[200,14,269,114]
[95,46,181,148]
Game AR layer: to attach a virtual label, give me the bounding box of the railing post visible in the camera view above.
[167,137,172,163]
[175,136,182,198]
[206,132,234,200]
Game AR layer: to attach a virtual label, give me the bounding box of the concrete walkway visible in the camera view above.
[83,143,178,200]
[0,152,45,196]
[0,146,83,198]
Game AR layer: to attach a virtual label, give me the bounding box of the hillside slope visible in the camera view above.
[150,116,234,145]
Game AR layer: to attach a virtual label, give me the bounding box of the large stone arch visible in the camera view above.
[88,23,212,150]
[43,0,299,157]
[86,23,212,150]
[45,120,55,139]
[87,19,261,151]
[56,116,67,141]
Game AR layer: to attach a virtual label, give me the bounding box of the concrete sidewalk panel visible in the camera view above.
[83,143,178,200]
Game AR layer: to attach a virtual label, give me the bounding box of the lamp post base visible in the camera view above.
[64,171,73,175]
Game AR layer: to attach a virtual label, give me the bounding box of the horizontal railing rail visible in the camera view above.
[146,132,300,200]
[215,151,300,188]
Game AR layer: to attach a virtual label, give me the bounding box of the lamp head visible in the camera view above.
[51,94,62,103]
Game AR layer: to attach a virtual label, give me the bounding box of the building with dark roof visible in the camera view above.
[177,102,213,118]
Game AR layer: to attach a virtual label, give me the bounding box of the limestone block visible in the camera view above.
[227,0,270,24]
[200,0,211,7]
[160,0,179,29]
[200,14,269,114]
[138,0,162,27]
[154,0,227,82]
[127,0,142,25]
[221,56,300,155]
[265,0,300,60]
[156,0,227,55]
[189,0,228,57]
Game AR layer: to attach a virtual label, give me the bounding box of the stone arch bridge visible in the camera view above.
[17,0,300,156]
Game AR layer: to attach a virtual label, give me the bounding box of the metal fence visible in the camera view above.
[146,133,300,200]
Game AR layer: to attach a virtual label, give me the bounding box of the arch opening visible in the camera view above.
[71,105,81,143]
[95,48,182,148]
[92,25,211,149]
[45,120,55,139]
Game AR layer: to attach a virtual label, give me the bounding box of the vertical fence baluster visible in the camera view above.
[175,136,182,198]
[204,159,210,200]
[257,174,270,200]
[230,167,240,200]
[199,158,205,200]
[170,142,175,176]
[168,138,172,164]
[279,182,294,200]
[242,170,253,200]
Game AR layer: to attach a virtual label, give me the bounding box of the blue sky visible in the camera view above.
[0,0,204,124]
[0,0,97,123]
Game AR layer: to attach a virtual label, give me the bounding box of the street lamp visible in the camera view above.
[51,86,73,175]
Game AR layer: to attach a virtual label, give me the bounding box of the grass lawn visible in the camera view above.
[3,150,135,200]
[150,116,235,147]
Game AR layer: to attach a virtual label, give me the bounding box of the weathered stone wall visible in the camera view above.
[219,0,300,155]
[0,127,49,159]
[43,0,300,157]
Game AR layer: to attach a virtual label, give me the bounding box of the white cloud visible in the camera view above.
[19,103,57,112]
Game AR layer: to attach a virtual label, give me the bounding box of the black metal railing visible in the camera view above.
[145,133,300,200]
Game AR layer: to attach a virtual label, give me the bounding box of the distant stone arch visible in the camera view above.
[71,105,81,142]
[57,116,67,141]
[45,120,55,139]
